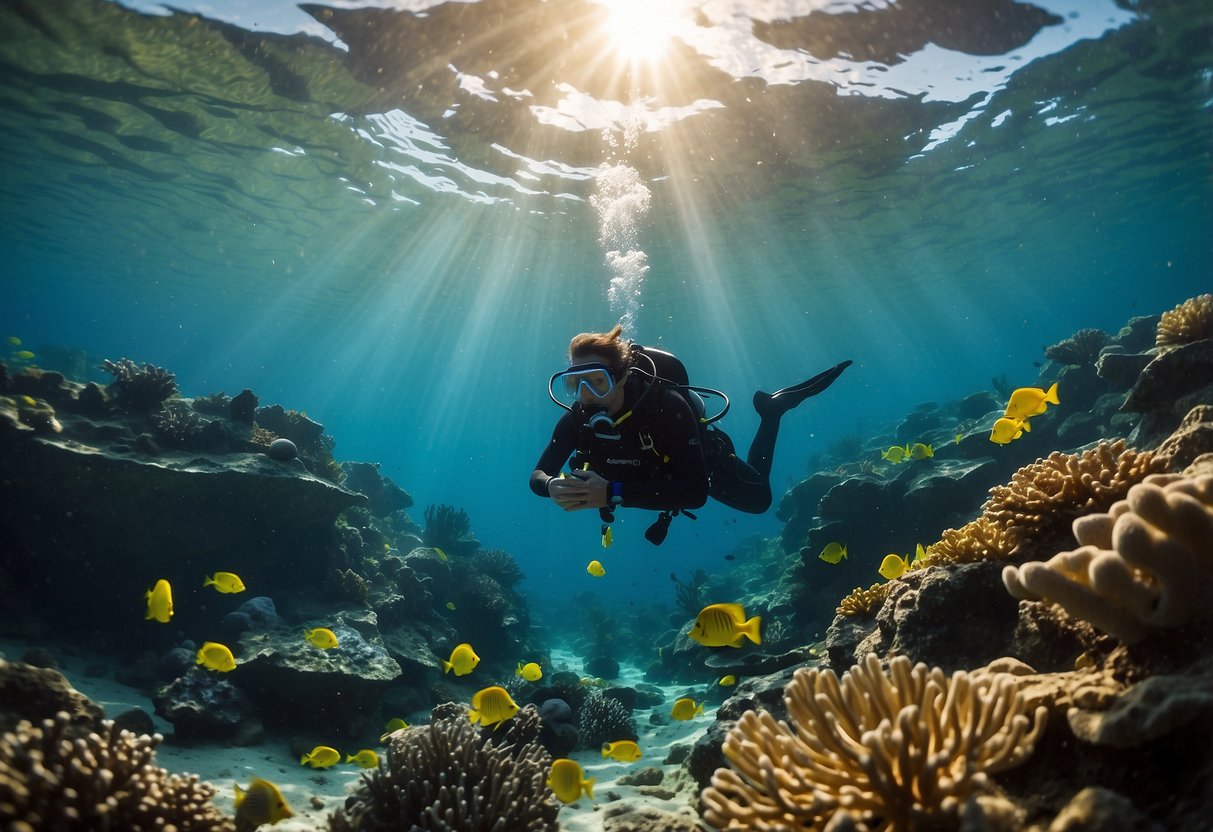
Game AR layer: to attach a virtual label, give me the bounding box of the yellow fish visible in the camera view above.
[196,641,237,672]
[601,740,643,762]
[468,685,520,729]
[434,547,449,562]
[380,718,408,743]
[912,543,930,564]
[203,571,246,594]
[234,777,293,828]
[13,350,34,360]
[718,675,737,687]
[880,445,908,463]
[670,697,704,721]
[443,642,480,676]
[989,416,1030,445]
[515,661,543,682]
[1004,383,1060,420]
[445,601,456,611]
[909,442,934,460]
[345,749,380,769]
[145,579,173,623]
[19,394,37,406]
[300,745,341,768]
[7,336,20,346]
[818,542,848,564]
[586,560,606,577]
[689,603,762,648]
[548,758,595,804]
[955,431,963,444]
[304,627,339,649]
[602,526,613,548]
[878,553,910,580]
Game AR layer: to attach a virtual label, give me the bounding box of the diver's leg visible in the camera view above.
[753,359,853,419]
[710,454,772,514]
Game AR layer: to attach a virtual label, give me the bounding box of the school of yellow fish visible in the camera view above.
[990,382,1059,444]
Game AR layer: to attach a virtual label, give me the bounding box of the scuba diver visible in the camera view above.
[529,324,851,545]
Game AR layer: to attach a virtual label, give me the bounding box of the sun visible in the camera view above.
[601,0,690,64]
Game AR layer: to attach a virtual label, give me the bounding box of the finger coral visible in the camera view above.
[700,654,1047,831]
[1002,465,1213,644]
[835,580,892,617]
[1156,293,1213,351]
[0,711,234,831]
[328,704,557,831]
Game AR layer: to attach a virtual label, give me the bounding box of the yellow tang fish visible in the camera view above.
[878,553,910,581]
[443,642,480,676]
[380,718,408,743]
[586,560,606,577]
[989,416,1030,445]
[468,685,520,729]
[300,745,341,768]
[909,442,934,460]
[13,350,34,360]
[955,431,964,445]
[602,526,613,548]
[196,641,237,672]
[515,661,543,682]
[718,675,737,687]
[234,777,293,828]
[880,445,908,463]
[601,740,643,762]
[689,603,762,648]
[670,697,704,721]
[304,627,339,649]
[346,749,380,769]
[145,579,173,623]
[445,601,456,611]
[1004,382,1059,420]
[818,542,847,564]
[548,758,595,804]
[7,336,20,346]
[19,395,37,406]
[203,571,246,594]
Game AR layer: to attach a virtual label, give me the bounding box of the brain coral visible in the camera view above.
[1156,293,1213,351]
[701,654,1047,831]
[1002,463,1213,644]
[0,712,234,831]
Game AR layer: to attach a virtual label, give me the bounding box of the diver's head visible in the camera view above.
[568,323,631,383]
[564,324,632,413]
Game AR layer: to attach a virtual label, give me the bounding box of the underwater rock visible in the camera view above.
[1045,787,1161,832]
[1154,407,1213,471]
[0,659,103,738]
[220,595,282,636]
[255,403,323,446]
[893,401,942,444]
[584,655,620,680]
[537,697,578,757]
[687,718,732,789]
[1067,664,1213,749]
[1095,348,1153,388]
[112,707,155,737]
[602,805,702,832]
[266,436,297,460]
[229,388,257,423]
[152,667,263,744]
[775,471,843,552]
[341,460,414,516]
[1122,339,1213,413]
[236,622,401,737]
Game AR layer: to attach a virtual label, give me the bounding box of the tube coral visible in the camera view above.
[701,654,1047,831]
[1002,467,1213,644]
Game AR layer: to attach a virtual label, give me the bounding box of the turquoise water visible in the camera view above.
[1,0,1209,608]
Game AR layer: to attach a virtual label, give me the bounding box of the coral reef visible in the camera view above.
[700,654,1047,831]
[578,689,638,750]
[1002,460,1213,644]
[100,357,178,411]
[1045,327,1112,367]
[835,581,891,617]
[327,705,557,831]
[0,711,235,831]
[151,399,211,448]
[1156,293,1213,351]
[470,548,525,589]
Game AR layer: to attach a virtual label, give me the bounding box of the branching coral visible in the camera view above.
[0,712,235,831]
[670,569,708,617]
[700,654,1047,831]
[1002,466,1213,644]
[423,503,478,555]
[328,705,557,831]
[1045,328,1112,367]
[1156,293,1213,351]
[100,358,178,411]
[152,400,206,447]
[836,581,892,617]
[471,548,525,589]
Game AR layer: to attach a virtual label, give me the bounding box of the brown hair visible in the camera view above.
[569,324,632,379]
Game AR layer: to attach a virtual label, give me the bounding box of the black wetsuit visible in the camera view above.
[529,375,709,510]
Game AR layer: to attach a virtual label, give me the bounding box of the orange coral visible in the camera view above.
[1156,293,1213,351]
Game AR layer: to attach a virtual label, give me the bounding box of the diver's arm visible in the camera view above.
[529,412,580,497]
[616,395,709,511]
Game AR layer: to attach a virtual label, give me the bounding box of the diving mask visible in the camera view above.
[549,363,617,406]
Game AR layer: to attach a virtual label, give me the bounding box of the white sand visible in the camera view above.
[2,640,714,830]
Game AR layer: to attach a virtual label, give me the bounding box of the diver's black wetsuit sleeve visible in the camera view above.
[529,410,580,497]
[619,391,709,511]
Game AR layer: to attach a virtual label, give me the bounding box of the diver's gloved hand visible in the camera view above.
[549,469,610,511]
[754,359,853,418]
